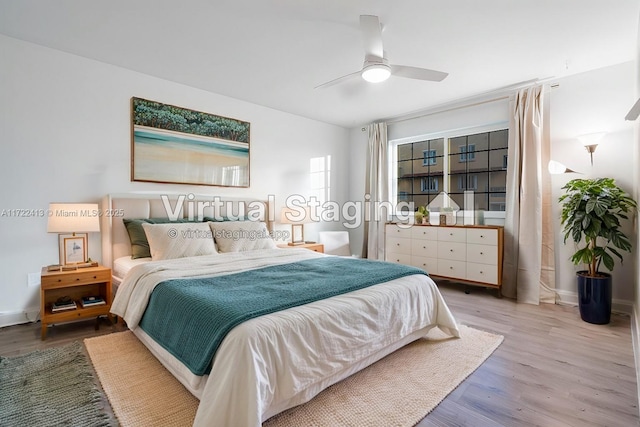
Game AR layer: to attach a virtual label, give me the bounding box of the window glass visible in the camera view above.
[393,129,508,215]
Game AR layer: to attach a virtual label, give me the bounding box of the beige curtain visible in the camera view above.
[503,85,556,304]
[362,122,388,260]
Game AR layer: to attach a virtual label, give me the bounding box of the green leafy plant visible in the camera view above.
[414,205,428,223]
[559,178,637,277]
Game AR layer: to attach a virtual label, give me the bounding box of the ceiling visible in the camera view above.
[1,0,638,128]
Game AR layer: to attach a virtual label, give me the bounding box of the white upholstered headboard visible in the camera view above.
[100,193,273,269]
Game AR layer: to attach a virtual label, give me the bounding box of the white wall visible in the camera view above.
[387,99,510,142]
[0,35,350,327]
[549,61,636,310]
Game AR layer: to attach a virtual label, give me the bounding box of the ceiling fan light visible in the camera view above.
[361,63,391,83]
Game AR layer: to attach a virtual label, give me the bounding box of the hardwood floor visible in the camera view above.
[420,281,639,427]
[0,282,637,427]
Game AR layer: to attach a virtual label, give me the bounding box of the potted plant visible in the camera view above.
[415,205,429,224]
[414,210,424,225]
[559,177,637,324]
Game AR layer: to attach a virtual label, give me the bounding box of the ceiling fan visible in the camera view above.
[315,15,448,89]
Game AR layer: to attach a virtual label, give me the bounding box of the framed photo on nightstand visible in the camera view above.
[59,233,87,265]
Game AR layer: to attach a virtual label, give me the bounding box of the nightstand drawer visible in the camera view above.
[41,269,111,289]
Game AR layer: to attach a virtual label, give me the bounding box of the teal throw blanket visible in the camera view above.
[139,257,426,375]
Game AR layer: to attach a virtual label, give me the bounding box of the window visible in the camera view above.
[459,144,476,162]
[395,138,444,208]
[458,175,478,191]
[421,177,438,193]
[392,128,508,213]
[310,156,331,204]
[423,149,437,166]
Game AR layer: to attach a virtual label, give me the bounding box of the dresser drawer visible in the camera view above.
[467,228,498,245]
[411,239,438,257]
[410,256,438,274]
[386,237,411,255]
[438,241,466,262]
[386,224,413,239]
[466,262,498,285]
[437,227,466,243]
[411,226,438,241]
[386,252,412,265]
[437,259,466,280]
[41,269,111,289]
[466,244,498,265]
[385,223,503,291]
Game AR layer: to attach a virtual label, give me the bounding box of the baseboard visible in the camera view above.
[555,289,633,315]
[0,308,40,328]
[632,306,640,415]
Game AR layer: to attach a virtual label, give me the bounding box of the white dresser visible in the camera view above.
[385,223,504,293]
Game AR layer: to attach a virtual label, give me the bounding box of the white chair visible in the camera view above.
[318,231,352,256]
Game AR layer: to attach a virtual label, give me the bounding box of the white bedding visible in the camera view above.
[111,248,460,427]
[112,256,151,282]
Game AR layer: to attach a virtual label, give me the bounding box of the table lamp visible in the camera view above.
[280,206,312,245]
[47,203,100,266]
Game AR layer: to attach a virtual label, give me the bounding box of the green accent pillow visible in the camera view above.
[202,216,250,222]
[123,218,197,259]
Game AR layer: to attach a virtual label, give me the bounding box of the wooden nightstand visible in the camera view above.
[277,243,324,253]
[40,265,113,340]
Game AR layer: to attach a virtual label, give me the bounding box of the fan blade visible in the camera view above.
[314,70,361,89]
[391,65,448,82]
[359,15,384,59]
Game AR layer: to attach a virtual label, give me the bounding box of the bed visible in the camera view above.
[102,194,460,427]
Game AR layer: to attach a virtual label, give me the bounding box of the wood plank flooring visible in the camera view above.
[419,281,638,427]
[0,281,637,427]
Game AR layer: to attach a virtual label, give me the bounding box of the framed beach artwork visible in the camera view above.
[131,97,250,187]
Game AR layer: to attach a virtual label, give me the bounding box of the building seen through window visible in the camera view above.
[394,129,508,213]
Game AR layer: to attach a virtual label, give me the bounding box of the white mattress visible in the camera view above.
[112,249,460,427]
[113,256,151,282]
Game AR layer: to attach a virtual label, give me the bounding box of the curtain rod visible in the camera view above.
[374,78,559,128]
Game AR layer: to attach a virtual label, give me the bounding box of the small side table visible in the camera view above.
[40,265,113,340]
[277,243,324,253]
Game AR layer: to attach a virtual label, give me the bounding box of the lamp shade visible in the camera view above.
[47,203,100,233]
[577,132,605,147]
[280,206,313,224]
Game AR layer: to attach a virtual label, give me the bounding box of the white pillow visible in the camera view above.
[209,221,277,252]
[142,222,217,261]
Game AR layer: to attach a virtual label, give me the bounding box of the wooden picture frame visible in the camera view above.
[59,233,87,265]
[131,97,250,187]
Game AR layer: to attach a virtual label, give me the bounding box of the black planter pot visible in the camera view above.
[577,271,612,325]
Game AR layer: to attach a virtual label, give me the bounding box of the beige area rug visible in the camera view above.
[85,325,503,427]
